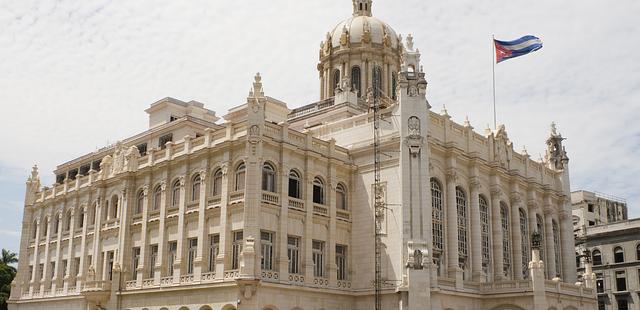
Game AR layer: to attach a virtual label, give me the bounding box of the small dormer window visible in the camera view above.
[136,143,148,156]
[159,133,173,149]
[169,115,178,122]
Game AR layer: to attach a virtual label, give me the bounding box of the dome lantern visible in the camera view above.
[352,0,372,17]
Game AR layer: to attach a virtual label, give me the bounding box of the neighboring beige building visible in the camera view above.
[9,1,595,309]
[573,191,636,310]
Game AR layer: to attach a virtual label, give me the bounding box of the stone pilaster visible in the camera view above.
[510,191,523,280]
[216,160,230,279]
[155,180,167,284]
[469,178,482,282]
[445,168,461,281]
[173,176,186,283]
[543,209,556,278]
[194,169,208,282]
[490,186,504,281]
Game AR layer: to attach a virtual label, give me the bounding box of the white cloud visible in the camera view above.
[0,0,638,217]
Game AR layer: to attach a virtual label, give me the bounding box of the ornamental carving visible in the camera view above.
[220,162,229,176]
[408,116,420,137]
[445,170,458,183]
[490,187,502,198]
[248,125,261,144]
[511,192,523,204]
[406,116,422,156]
[408,86,418,97]
[406,241,428,270]
[340,26,349,47]
[493,125,513,168]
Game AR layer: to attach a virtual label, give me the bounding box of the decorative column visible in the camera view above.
[490,187,504,281]
[65,207,76,283]
[52,212,63,293]
[215,161,230,279]
[173,176,186,283]
[92,196,103,283]
[303,170,315,284]
[543,208,556,279]
[116,183,133,285]
[41,213,52,293]
[445,169,460,280]
[77,203,89,289]
[510,192,523,280]
[560,206,577,283]
[137,185,149,285]
[327,157,337,286]
[154,181,167,284]
[469,178,482,282]
[194,169,208,282]
[278,160,290,281]
[529,232,548,310]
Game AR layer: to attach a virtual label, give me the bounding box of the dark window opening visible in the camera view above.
[593,250,603,266]
[169,115,178,122]
[588,203,594,212]
[79,164,91,176]
[616,271,626,291]
[68,169,78,180]
[92,159,102,171]
[596,273,604,293]
[159,133,173,149]
[589,220,596,226]
[136,143,148,156]
[614,247,624,263]
[56,174,66,184]
[195,133,203,138]
[617,298,628,310]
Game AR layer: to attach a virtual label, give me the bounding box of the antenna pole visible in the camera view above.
[492,35,497,129]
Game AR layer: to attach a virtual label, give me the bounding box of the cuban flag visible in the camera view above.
[494,35,543,63]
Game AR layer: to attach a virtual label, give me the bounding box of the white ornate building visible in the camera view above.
[9,1,595,309]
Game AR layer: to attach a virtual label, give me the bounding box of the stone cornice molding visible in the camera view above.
[510,192,523,204]
[469,177,482,191]
[490,186,502,198]
[527,199,538,210]
[542,205,555,216]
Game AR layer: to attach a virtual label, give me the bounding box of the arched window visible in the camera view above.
[592,249,602,266]
[53,215,60,235]
[552,220,561,277]
[288,170,301,199]
[153,185,162,211]
[636,244,640,261]
[500,202,511,277]
[65,211,72,231]
[332,69,341,96]
[372,66,382,98]
[519,209,529,278]
[391,73,397,100]
[351,66,362,97]
[212,169,223,197]
[614,246,625,263]
[336,183,347,210]
[77,208,84,229]
[136,190,145,214]
[479,195,491,278]
[235,163,246,191]
[456,187,468,258]
[262,163,276,192]
[313,177,325,204]
[43,217,49,237]
[32,220,38,240]
[192,174,202,201]
[431,179,443,252]
[171,180,181,207]
[111,195,119,218]
[536,215,545,269]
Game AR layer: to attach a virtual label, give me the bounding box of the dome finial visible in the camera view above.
[353,0,372,17]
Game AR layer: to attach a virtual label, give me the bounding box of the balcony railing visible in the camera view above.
[261,191,279,205]
[229,191,245,203]
[160,276,173,286]
[224,270,239,279]
[336,209,351,221]
[313,204,328,216]
[288,198,304,210]
[180,274,194,284]
[261,270,279,282]
[201,272,216,282]
[288,274,305,285]
[313,277,329,286]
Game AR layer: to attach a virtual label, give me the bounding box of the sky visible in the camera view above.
[0,0,638,253]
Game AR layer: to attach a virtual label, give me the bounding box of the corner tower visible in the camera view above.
[318,0,402,100]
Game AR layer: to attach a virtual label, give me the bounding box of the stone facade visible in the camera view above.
[9,1,595,310]
[573,191,636,310]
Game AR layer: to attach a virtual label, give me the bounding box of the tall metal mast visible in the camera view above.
[372,89,383,310]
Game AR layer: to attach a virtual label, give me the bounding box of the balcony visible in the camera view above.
[201,271,216,282]
[336,209,351,221]
[208,195,221,206]
[125,280,137,289]
[288,274,305,285]
[180,274,194,284]
[337,280,352,288]
[313,204,328,216]
[261,270,279,283]
[160,276,173,286]
[261,191,279,205]
[229,191,245,204]
[313,277,329,286]
[288,198,304,211]
[224,270,239,279]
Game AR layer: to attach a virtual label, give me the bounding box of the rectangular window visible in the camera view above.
[336,244,348,281]
[74,257,80,276]
[260,231,274,270]
[287,236,300,274]
[168,241,177,276]
[312,240,325,278]
[132,247,141,279]
[232,231,243,270]
[61,260,68,277]
[597,297,606,310]
[596,272,604,293]
[187,238,197,274]
[28,265,33,281]
[49,262,55,279]
[208,234,220,272]
[618,298,629,310]
[588,204,594,212]
[38,263,44,280]
[159,133,173,149]
[107,251,114,280]
[149,244,158,278]
[616,270,627,291]
[136,143,148,156]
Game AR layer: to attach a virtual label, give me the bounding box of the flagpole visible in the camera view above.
[492,34,497,129]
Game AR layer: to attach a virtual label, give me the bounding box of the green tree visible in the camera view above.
[0,249,17,310]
